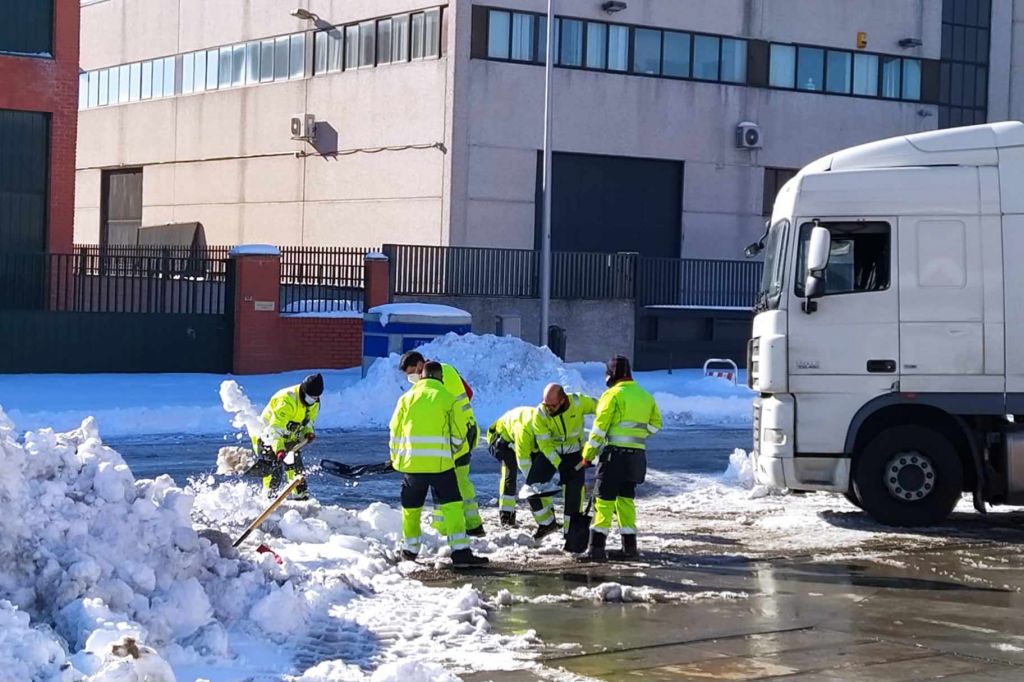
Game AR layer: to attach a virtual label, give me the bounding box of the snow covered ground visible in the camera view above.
[0,333,753,437]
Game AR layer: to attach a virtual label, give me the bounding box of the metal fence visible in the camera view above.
[384,243,760,307]
[636,257,763,308]
[279,246,374,314]
[0,251,227,314]
[72,244,231,280]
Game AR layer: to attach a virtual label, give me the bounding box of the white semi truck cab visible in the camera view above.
[748,121,1024,526]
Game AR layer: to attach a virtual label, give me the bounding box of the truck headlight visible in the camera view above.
[763,428,787,446]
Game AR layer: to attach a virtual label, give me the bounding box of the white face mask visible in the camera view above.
[303,394,318,406]
[406,374,419,385]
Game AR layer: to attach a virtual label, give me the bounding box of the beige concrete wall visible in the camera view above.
[455,0,941,258]
[76,1,451,247]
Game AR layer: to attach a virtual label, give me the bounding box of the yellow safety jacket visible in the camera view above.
[440,363,475,424]
[533,393,598,466]
[389,377,469,474]
[254,385,319,453]
[487,406,542,473]
[582,381,662,462]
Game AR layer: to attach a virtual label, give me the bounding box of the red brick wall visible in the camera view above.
[232,253,364,374]
[0,0,80,254]
[278,317,363,372]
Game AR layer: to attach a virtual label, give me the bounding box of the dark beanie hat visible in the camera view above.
[606,355,631,381]
[301,373,324,397]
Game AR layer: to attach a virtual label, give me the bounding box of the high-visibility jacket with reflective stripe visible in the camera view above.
[440,363,475,426]
[534,393,598,460]
[487,406,542,470]
[389,378,468,474]
[582,381,661,462]
[255,385,319,453]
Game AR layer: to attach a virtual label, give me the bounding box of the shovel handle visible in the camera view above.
[232,475,304,547]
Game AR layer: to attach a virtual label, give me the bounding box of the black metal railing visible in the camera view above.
[72,243,231,280]
[385,243,760,307]
[0,251,227,314]
[279,246,374,314]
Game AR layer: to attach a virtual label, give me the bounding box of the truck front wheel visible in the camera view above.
[852,425,963,527]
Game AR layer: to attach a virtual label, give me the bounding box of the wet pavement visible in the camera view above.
[460,531,1024,680]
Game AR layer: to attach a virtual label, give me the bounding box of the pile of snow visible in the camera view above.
[316,333,594,430]
[0,408,543,680]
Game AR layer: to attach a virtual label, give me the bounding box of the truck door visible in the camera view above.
[787,219,899,453]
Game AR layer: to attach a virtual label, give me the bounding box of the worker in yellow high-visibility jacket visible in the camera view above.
[250,373,323,500]
[579,356,662,562]
[389,361,488,567]
[399,351,484,537]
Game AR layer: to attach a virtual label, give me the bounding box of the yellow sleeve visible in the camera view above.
[388,398,404,463]
[649,399,662,435]
[582,391,618,462]
[577,394,600,415]
[513,422,537,471]
[450,396,470,457]
[531,412,556,459]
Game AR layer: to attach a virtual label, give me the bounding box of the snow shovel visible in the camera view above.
[517,477,562,500]
[232,475,305,548]
[563,495,594,554]
[320,458,393,479]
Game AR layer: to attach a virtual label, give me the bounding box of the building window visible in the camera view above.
[219,47,233,87]
[393,16,409,63]
[769,44,795,88]
[377,18,393,65]
[763,167,798,217]
[183,53,195,93]
[206,49,219,88]
[117,64,130,103]
[585,22,606,69]
[411,12,425,60]
[902,58,921,100]
[939,0,988,127]
[260,39,275,81]
[633,28,661,75]
[0,110,50,253]
[0,0,54,57]
[881,56,901,98]
[128,62,142,100]
[693,35,720,80]
[852,53,878,95]
[345,24,360,68]
[796,46,824,91]
[511,12,533,61]
[245,42,260,84]
[424,9,441,57]
[560,18,583,67]
[721,38,746,83]
[608,24,628,71]
[663,31,690,78]
[140,61,152,100]
[487,10,510,59]
[826,50,851,94]
[359,20,375,67]
[231,44,245,85]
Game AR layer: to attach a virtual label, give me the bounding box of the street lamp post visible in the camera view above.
[539,0,554,347]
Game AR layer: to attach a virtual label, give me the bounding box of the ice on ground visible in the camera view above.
[1,334,753,436]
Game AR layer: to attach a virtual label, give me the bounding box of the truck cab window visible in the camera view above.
[795,221,890,296]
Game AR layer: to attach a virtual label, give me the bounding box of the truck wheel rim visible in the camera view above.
[884,451,935,502]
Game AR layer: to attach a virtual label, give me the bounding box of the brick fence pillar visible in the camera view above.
[364,252,390,311]
[230,246,282,375]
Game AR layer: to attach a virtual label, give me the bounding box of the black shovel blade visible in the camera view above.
[320,458,357,478]
[563,513,592,553]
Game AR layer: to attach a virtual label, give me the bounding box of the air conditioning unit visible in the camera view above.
[290,113,316,142]
[736,121,761,149]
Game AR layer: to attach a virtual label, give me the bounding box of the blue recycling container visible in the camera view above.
[362,303,472,375]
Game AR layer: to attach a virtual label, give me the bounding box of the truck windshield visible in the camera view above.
[754,219,789,312]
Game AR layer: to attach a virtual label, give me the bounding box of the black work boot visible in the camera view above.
[401,550,419,562]
[533,521,559,541]
[467,525,487,538]
[576,530,607,563]
[499,511,517,528]
[451,549,490,567]
[608,534,639,560]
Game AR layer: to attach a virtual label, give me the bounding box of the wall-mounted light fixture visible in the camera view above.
[602,1,627,13]
[899,37,923,48]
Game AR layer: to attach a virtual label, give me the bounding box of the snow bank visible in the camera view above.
[0,408,537,680]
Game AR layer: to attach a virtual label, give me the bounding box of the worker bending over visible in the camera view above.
[250,373,323,500]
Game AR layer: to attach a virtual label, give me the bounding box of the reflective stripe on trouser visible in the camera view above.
[591,497,636,534]
[528,496,555,526]
[402,502,469,552]
[455,464,483,530]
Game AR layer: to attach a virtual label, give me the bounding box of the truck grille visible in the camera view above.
[747,337,760,389]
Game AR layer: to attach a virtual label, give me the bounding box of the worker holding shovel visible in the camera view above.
[249,373,324,500]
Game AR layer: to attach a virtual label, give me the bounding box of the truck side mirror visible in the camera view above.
[802,225,830,313]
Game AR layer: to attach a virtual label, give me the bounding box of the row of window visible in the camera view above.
[482,8,925,103]
[486,10,747,85]
[313,9,441,74]
[768,44,920,101]
[79,8,443,111]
